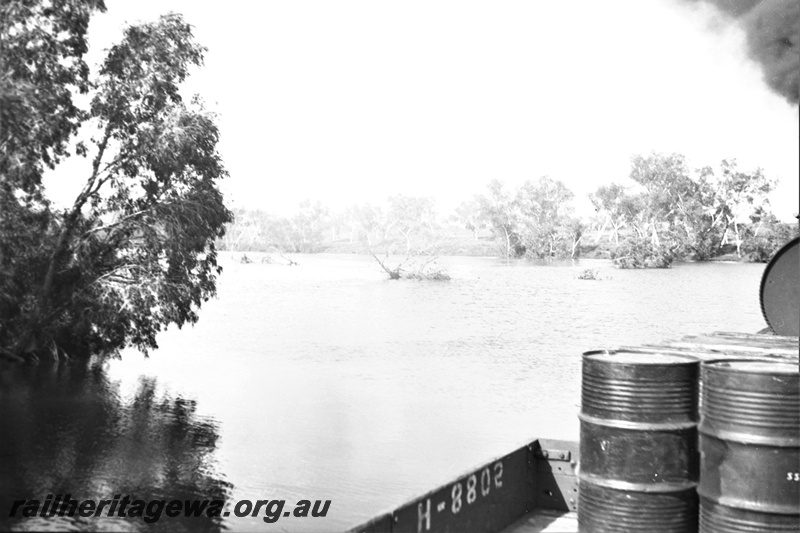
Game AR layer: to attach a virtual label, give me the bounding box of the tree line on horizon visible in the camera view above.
[219,152,797,267]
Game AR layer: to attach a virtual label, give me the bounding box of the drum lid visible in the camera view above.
[759,237,799,336]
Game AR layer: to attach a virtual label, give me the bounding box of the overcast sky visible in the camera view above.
[45,0,799,220]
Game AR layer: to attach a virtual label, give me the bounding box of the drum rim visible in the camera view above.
[583,349,700,365]
[702,357,798,374]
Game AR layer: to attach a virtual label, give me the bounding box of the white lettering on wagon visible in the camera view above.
[416,461,505,532]
[481,467,491,496]
[417,499,430,532]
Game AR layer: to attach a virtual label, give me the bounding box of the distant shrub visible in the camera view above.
[612,236,674,269]
[404,264,451,281]
[577,268,600,280]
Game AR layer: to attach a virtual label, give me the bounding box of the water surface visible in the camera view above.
[0,254,767,531]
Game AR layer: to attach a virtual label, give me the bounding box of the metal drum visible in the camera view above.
[698,360,800,532]
[759,237,799,336]
[578,351,700,532]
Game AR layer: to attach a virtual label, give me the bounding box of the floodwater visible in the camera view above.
[0,254,767,532]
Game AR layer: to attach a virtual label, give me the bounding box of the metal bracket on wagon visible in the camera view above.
[533,448,571,462]
[530,440,580,514]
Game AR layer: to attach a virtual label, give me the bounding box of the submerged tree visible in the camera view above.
[1,4,231,362]
[475,180,523,259]
[515,176,580,259]
[603,152,780,267]
[369,250,450,281]
[472,178,583,260]
[280,200,328,253]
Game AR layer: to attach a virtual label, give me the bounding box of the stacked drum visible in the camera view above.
[698,360,800,531]
[578,351,700,532]
[578,352,800,532]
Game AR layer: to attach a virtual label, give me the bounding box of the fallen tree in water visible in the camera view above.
[370,251,450,281]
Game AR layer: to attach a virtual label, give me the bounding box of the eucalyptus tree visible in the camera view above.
[475,180,523,259]
[453,199,485,240]
[706,159,776,257]
[627,152,694,247]
[589,183,629,245]
[345,203,384,246]
[628,153,776,259]
[281,200,328,253]
[386,195,437,253]
[1,4,231,362]
[515,176,577,259]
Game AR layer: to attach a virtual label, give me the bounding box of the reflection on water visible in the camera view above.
[0,359,231,532]
[0,254,768,532]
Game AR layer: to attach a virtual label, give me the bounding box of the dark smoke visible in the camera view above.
[699,0,799,105]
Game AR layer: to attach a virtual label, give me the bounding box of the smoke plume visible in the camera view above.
[700,0,799,105]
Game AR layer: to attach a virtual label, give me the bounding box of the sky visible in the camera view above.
[44,0,799,220]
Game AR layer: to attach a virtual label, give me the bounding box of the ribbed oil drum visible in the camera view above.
[698,360,800,532]
[578,351,700,532]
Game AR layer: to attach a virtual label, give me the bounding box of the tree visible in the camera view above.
[475,180,523,259]
[217,208,281,251]
[385,195,437,252]
[346,203,384,246]
[515,176,577,259]
[589,183,629,245]
[709,159,776,257]
[453,199,485,240]
[0,0,105,196]
[281,200,328,253]
[1,8,231,362]
[625,152,720,258]
[369,250,450,281]
[566,218,585,259]
[659,158,776,260]
[2,1,106,359]
[741,214,799,262]
[613,153,778,265]
[328,210,346,242]
[628,152,694,247]
[605,153,693,267]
